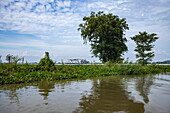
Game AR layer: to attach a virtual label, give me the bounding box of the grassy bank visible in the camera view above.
[0,64,170,84]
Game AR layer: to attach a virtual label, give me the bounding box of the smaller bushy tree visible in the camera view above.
[12,56,21,64]
[130,31,159,65]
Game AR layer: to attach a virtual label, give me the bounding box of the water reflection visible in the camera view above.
[0,74,170,113]
[0,80,71,102]
[73,77,145,113]
[0,83,34,104]
[135,76,155,103]
[37,81,55,100]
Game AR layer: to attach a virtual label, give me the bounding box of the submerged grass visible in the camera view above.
[0,64,170,84]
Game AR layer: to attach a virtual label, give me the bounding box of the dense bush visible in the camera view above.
[36,52,56,71]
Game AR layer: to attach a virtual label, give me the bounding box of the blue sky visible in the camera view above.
[0,0,170,63]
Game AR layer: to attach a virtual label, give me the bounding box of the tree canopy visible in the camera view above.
[78,11,129,63]
[130,31,159,65]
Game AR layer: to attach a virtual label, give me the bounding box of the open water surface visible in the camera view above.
[0,74,170,113]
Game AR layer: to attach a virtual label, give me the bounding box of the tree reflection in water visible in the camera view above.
[0,80,72,102]
[0,83,36,104]
[135,75,155,103]
[37,81,55,100]
[0,75,155,113]
[73,76,146,113]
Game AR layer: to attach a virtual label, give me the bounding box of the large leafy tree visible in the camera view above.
[78,11,129,63]
[130,31,159,65]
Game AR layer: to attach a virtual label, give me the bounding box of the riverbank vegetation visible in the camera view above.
[1,63,170,84]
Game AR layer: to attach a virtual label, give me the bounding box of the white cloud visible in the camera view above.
[57,0,71,7]
[150,7,170,15]
[0,7,81,38]
[22,51,28,56]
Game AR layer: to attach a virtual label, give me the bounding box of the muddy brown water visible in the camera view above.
[0,74,170,113]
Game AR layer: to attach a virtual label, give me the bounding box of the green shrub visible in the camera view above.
[36,52,56,71]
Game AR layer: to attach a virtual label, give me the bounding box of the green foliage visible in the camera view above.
[38,58,55,67]
[0,55,22,74]
[78,11,129,63]
[1,64,170,84]
[11,56,22,64]
[6,54,22,64]
[130,32,159,65]
[37,52,56,71]
[6,54,12,64]
[104,61,117,67]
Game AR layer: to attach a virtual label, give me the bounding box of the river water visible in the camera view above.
[0,74,170,113]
